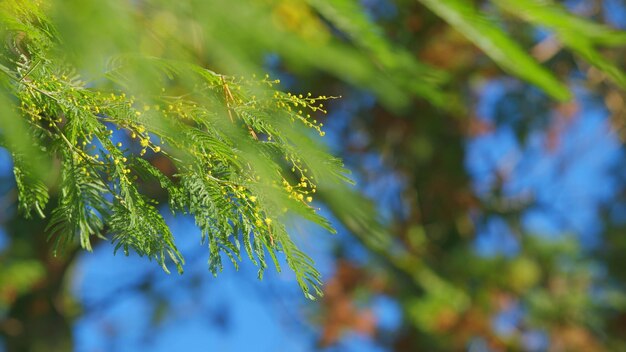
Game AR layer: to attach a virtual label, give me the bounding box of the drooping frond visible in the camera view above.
[0,0,354,298]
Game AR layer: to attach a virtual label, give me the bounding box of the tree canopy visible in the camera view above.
[1,0,625,351]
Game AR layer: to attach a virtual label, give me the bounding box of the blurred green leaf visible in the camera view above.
[0,73,48,179]
[494,0,626,88]
[307,0,450,107]
[417,0,571,101]
[493,0,626,47]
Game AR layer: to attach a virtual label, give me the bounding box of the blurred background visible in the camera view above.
[1,0,626,351]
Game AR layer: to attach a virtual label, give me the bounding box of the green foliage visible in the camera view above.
[494,0,626,88]
[0,0,624,302]
[0,0,351,298]
[417,0,572,101]
[307,0,450,107]
[0,260,45,309]
[13,163,48,219]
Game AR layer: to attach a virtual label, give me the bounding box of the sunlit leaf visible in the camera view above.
[417,0,571,101]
